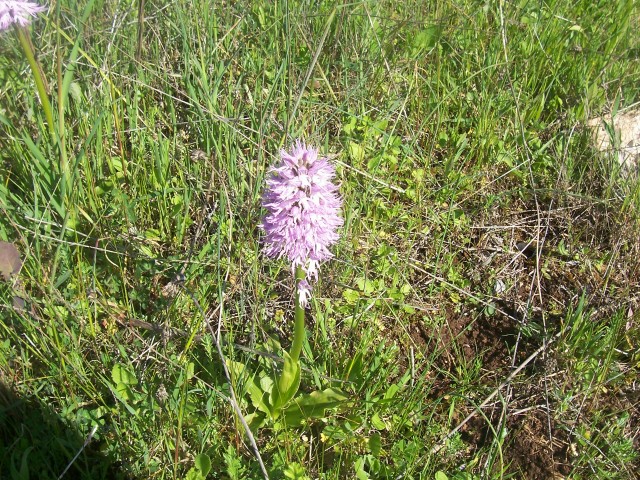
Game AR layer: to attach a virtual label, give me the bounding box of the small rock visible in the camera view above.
[587,107,640,174]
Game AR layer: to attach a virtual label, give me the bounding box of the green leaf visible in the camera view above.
[356,277,376,295]
[371,413,387,430]
[115,383,133,401]
[245,411,267,432]
[247,376,271,416]
[259,373,274,396]
[368,433,382,457]
[271,352,301,416]
[227,360,272,416]
[321,424,350,442]
[185,362,195,381]
[195,453,212,476]
[185,468,205,480]
[225,359,245,380]
[68,81,83,103]
[224,444,246,480]
[384,384,399,400]
[349,141,365,162]
[343,288,360,304]
[284,388,348,426]
[283,462,310,479]
[10,446,32,480]
[112,364,138,385]
[354,457,369,480]
[109,383,137,414]
[343,352,363,382]
[343,116,357,135]
[435,471,449,480]
[413,25,443,51]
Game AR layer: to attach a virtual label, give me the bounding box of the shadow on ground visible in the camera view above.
[0,381,126,479]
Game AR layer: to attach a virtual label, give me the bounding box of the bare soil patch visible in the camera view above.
[414,191,640,478]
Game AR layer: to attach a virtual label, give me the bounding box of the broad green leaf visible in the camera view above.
[227,360,271,415]
[259,373,274,396]
[115,383,133,402]
[144,228,162,241]
[321,424,350,442]
[368,433,382,457]
[195,453,212,476]
[342,117,356,135]
[247,376,271,416]
[384,384,399,400]
[354,457,369,480]
[284,388,348,426]
[371,413,387,430]
[343,288,360,304]
[109,382,136,414]
[112,364,138,385]
[138,244,155,258]
[271,352,301,416]
[245,411,267,432]
[356,277,376,295]
[413,25,443,51]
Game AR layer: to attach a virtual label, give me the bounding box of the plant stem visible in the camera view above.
[289,266,306,362]
[56,20,70,203]
[15,25,55,137]
[136,0,146,62]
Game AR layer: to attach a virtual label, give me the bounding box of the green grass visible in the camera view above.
[1,0,639,478]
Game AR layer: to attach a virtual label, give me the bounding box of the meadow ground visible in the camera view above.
[1,0,639,478]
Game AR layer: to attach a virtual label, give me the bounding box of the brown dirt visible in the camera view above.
[423,305,573,478]
[408,190,640,479]
[507,409,572,478]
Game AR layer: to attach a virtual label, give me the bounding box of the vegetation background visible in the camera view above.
[1,0,639,478]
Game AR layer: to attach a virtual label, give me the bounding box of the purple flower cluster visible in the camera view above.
[0,1,46,31]
[261,141,343,306]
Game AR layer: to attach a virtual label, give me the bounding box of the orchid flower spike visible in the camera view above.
[261,141,343,306]
[0,1,46,31]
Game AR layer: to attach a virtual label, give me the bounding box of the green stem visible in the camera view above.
[289,266,306,363]
[55,25,70,204]
[15,25,55,137]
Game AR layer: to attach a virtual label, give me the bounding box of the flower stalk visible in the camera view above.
[2,2,54,136]
[15,24,54,136]
[290,266,307,363]
[261,141,342,413]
